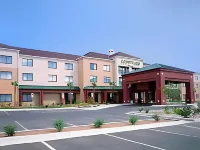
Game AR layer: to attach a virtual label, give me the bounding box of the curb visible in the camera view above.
[0,120,189,146]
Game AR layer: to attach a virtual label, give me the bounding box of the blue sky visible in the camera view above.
[0,0,200,72]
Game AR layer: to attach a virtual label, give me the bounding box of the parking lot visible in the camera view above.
[0,105,151,132]
[1,121,200,150]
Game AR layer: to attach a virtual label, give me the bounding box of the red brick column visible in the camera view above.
[186,80,195,104]
[104,91,107,104]
[123,81,129,103]
[60,93,65,104]
[19,90,22,106]
[155,72,166,105]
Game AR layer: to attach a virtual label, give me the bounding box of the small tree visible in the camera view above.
[91,82,97,101]
[11,81,18,107]
[109,81,116,103]
[162,82,181,102]
[67,82,73,105]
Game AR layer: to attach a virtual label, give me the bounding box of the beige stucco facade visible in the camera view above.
[0,48,19,106]
[19,55,79,86]
[78,57,114,101]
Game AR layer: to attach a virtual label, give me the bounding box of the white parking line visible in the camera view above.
[149,129,200,138]
[84,117,95,120]
[41,141,56,150]
[66,122,76,126]
[181,124,200,130]
[4,111,10,116]
[15,121,28,131]
[105,134,165,150]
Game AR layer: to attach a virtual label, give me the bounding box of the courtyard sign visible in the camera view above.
[120,59,141,67]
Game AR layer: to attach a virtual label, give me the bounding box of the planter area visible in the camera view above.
[0,119,170,138]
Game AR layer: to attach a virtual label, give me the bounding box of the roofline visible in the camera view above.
[81,56,114,61]
[113,55,143,61]
[0,47,20,52]
[19,54,78,62]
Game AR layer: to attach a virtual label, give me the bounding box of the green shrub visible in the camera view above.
[4,124,16,136]
[173,107,182,115]
[138,107,143,112]
[87,96,95,105]
[129,115,139,125]
[180,106,192,118]
[152,114,160,121]
[164,106,170,114]
[194,108,200,114]
[145,109,150,113]
[94,119,104,128]
[54,119,65,132]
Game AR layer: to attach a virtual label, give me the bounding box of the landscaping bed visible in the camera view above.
[0,119,171,138]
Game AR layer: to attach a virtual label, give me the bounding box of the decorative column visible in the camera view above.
[155,72,166,105]
[185,79,195,104]
[123,81,129,103]
[19,90,22,106]
[104,91,107,104]
[145,91,148,103]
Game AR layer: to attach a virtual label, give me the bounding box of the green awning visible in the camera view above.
[84,86,122,90]
[19,85,80,90]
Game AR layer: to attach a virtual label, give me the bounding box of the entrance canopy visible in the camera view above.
[122,63,195,105]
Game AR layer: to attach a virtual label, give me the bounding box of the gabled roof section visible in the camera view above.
[84,52,110,59]
[123,63,193,75]
[109,52,141,59]
[0,43,81,61]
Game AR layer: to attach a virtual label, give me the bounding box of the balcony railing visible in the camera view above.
[118,70,129,75]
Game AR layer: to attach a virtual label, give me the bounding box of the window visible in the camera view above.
[195,76,198,80]
[23,73,33,81]
[65,76,73,83]
[48,61,57,69]
[90,76,97,82]
[0,55,12,64]
[196,84,199,88]
[0,72,12,79]
[183,94,186,99]
[182,83,185,87]
[104,77,111,83]
[65,63,73,70]
[196,94,199,99]
[48,75,57,82]
[118,66,129,75]
[22,93,32,102]
[90,63,97,70]
[0,94,12,102]
[23,58,33,66]
[103,65,110,72]
[119,77,122,86]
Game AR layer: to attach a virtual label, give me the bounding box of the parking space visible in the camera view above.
[2,122,200,150]
[0,105,151,132]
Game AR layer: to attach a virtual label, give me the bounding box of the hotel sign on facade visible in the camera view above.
[120,59,143,68]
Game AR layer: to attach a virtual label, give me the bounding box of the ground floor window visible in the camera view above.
[22,93,32,102]
[0,94,12,102]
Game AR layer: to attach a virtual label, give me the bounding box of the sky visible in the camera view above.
[0,0,200,72]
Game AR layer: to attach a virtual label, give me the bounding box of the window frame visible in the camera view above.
[104,76,111,83]
[0,94,12,102]
[48,75,57,82]
[196,94,199,99]
[22,73,33,81]
[0,55,12,64]
[90,63,97,70]
[195,76,198,80]
[22,93,32,102]
[195,84,199,88]
[103,65,110,72]
[22,58,33,67]
[65,63,73,70]
[0,71,12,80]
[90,75,97,82]
[48,61,57,69]
[65,76,73,83]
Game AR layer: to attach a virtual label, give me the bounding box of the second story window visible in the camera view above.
[48,61,57,69]
[0,55,12,64]
[65,63,73,70]
[23,58,33,66]
[104,77,111,83]
[90,63,97,70]
[195,76,198,80]
[0,71,12,80]
[103,65,110,72]
[48,75,57,82]
[65,76,73,83]
[196,84,199,88]
[90,75,97,82]
[23,73,33,81]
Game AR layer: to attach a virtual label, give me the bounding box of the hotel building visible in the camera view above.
[0,43,199,106]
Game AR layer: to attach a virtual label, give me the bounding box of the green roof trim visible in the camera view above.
[19,85,80,90]
[123,63,193,75]
[84,86,122,90]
